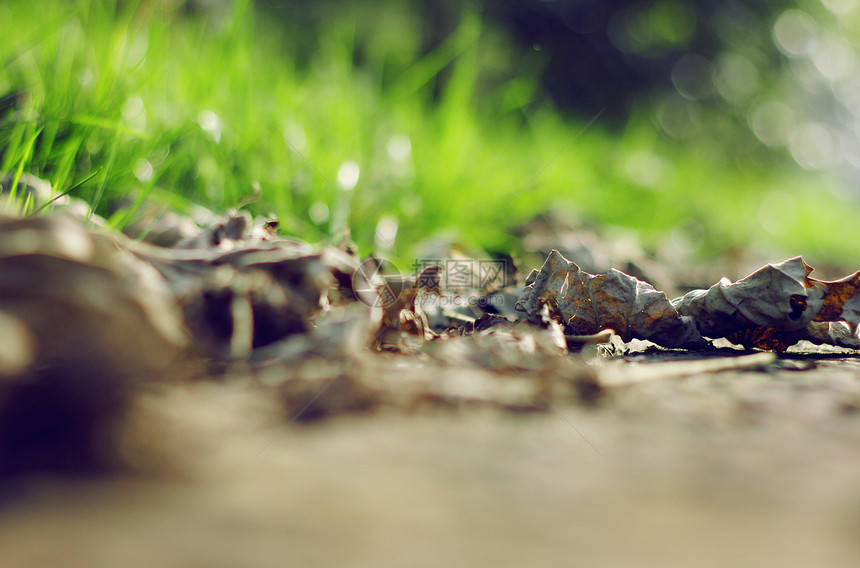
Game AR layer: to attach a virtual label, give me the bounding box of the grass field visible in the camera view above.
[2,0,859,266]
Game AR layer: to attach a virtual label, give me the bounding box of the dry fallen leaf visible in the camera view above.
[0,210,189,475]
[517,250,706,348]
[519,251,860,351]
[810,270,860,331]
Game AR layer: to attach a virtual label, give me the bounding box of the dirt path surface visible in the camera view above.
[2,205,859,566]
[2,353,859,568]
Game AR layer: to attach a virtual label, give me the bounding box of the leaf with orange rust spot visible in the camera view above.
[809,271,860,331]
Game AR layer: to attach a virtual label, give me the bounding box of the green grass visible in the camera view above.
[1,0,859,268]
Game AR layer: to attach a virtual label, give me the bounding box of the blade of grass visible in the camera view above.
[7,126,43,202]
[50,135,86,196]
[28,167,101,216]
[66,114,148,139]
[21,190,35,216]
[88,128,120,222]
[387,11,481,102]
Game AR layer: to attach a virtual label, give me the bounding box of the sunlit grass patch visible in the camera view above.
[1,0,858,267]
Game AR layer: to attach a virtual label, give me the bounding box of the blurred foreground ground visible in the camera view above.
[2,352,859,568]
[1,186,859,567]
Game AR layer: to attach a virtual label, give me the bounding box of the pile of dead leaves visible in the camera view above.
[0,184,859,475]
[518,249,860,351]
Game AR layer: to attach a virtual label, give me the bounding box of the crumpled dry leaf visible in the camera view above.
[517,250,707,349]
[370,264,443,350]
[518,250,860,351]
[0,210,189,475]
[125,213,371,361]
[674,257,820,337]
[676,257,860,350]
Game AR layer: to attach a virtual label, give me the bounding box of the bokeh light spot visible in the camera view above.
[749,101,794,146]
[812,34,855,81]
[309,201,330,223]
[716,53,760,102]
[284,123,307,150]
[624,151,666,189]
[773,10,817,57]
[822,0,858,16]
[386,135,412,162]
[337,160,360,191]
[133,158,154,183]
[122,94,146,132]
[374,216,399,250]
[197,110,222,144]
[789,122,838,169]
[671,54,715,100]
[657,94,701,138]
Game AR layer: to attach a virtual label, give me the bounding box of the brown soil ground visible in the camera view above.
[2,352,860,568]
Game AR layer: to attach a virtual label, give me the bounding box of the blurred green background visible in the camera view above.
[2,0,860,267]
